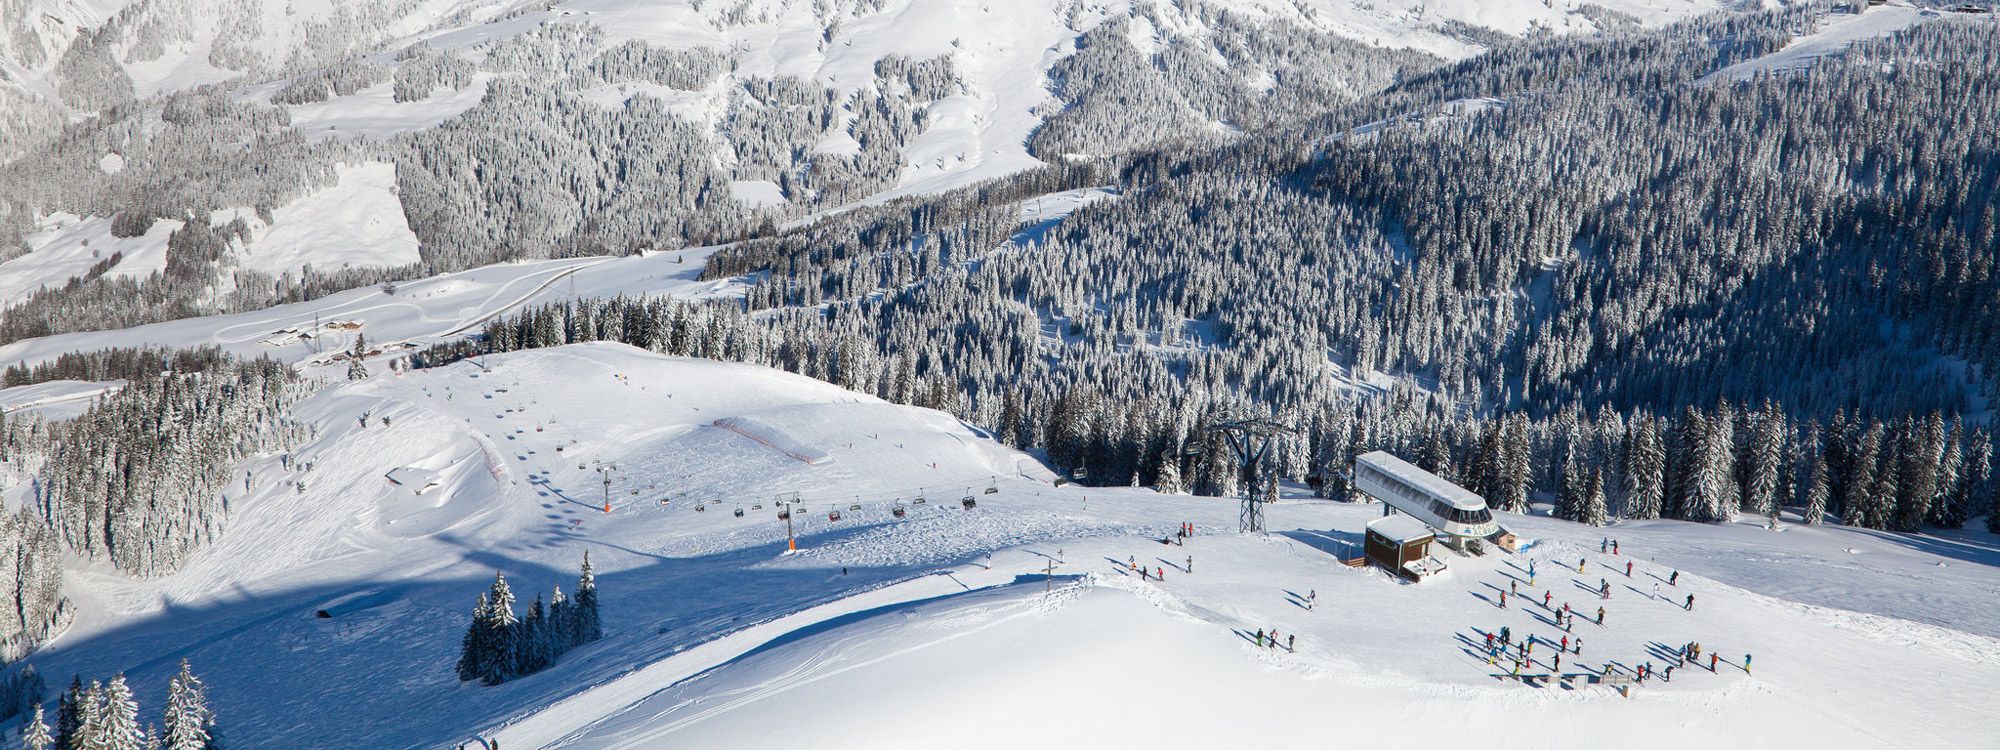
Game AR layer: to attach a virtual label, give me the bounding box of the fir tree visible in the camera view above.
[346,334,370,381]
[1580,468,1609,527]
[24,704,54,750]
[161,660,215,750]
[574,553,602,645]
[1929,421,1966,529]
[104,674,146,750]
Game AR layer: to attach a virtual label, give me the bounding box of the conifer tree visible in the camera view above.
[161,660,215,750]
[575,553,602,645]
[1581,468,1608,527]
[24,704,53,750]
[55,676,83,750]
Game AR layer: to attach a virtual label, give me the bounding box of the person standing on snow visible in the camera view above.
[1601,538,1608,553]
[1499,590,1507,608]
[1256,629,1265,647]
[1685,593,1696,611]
[1670,570,1680,586]
[1709,653,1718,672]
[1578,558,1587,573]
[1511,579,1518,596]
[1744,653,1752,675]
[1186,556,1192,574]
[1652,582,1661,599]
[1612,540,1620,555]
[1543,591,1552,608]
[1596,606,1606,624]
[1288,634,1295,652]
[1625,561,1633,577]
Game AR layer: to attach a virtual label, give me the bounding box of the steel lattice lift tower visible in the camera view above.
[1204,418,1292,533]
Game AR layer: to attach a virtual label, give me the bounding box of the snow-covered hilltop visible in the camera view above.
[20,342,1998,748]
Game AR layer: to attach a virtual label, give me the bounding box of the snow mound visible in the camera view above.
[711,415,834,465]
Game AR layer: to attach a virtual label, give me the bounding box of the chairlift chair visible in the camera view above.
[752,503,763,510]
[696,504,706,512]
[892,506,906,518]
[961,496,977,510]
[778,509,790,520]
[913,496,927,504]
[733,507,745,518]
[984,484,999,495]
[848,503,861,511]
[828,510,842,522]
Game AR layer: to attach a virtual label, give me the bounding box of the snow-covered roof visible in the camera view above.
[1367,514,1435,544]
[1355,450,1486,510]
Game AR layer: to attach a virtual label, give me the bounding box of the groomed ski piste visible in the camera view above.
[14,341,1997,748]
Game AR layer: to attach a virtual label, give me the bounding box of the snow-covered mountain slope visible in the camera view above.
[1702,2,1940,82]
[0,213,181,305]
[26,341,2000,748]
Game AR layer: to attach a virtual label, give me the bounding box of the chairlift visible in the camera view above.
[912,496,927,504]
[733,507,745,518]
[848,503,861,511]
[657,497,670,506]
[696,504,706,512]
[1071,467,1088,480]
[752,503,763,510]
[892,506,906,519]
[961,496,977,510]
[984,483,999,495]
[778,509,791,520]
[828,510,842,522]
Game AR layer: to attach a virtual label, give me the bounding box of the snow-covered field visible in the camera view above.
[1703,3,1944,83]
[212,162,423,276]
[23,342,2000,748]
[0,214,182,310]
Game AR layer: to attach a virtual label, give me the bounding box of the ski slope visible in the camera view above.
[17,342,1998,748]
[1703,4,1936,83]
[0,213,182,310]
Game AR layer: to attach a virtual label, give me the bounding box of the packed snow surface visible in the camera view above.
[1703,4,1935,82]
[25,343,2000,749]
[212,162,422,277]
[0,213,182,310]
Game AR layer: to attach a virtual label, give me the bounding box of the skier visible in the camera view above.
[1529,561,1537,578]
[1553,654,1561,671]
[1486,632,1496,649]
[1156,566,1164,581]
[1510,579,1518,596]
[1612,539,1620,555]
[1573,637,1582,655]
[1287,634,1295,652]
[1577,558,1586,574]
[1309,590,1317,610]
[1543,591,1552,608]
[1652,582,1660,599]
[1625,561,1633,577]
[1600,537,1608,553]
[1500,626,1511,644]
[1256,629,1265,647]
[1744,653,1752,676]
[1186,556,1192,573]
[1670,570,1680,586]
[1685,593,1696,611]
[1599,579,1610,599]
[1499,591,1507,609]
[1664,665,1675,682]
[1560,635,1568,652]
[1269,629,1279,649]
[1596,606,1605,624]
[1709,653,1718,672]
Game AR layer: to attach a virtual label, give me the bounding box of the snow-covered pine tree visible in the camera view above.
[96,674,146,750]
[1841,423,1883,525]
[1496,413,1531,513]
[1152,446,1184,495]
[518,595,549,675]
[1866,436,1902,531]
[1581,468,1608,527]
[161,659,215,750]
[1554,446,1583,522]
[1741,401,1784,515]
[347,334,370,381]
[548,584,572,653]
[1622,414,1664,520]
[1893,414,1944,532]
[1928,420,1966,529]
[23,704,53,750]
[479,574,519,685]
[574,553,602,645]
[1803,443,1830,525]
[456,592,489,682]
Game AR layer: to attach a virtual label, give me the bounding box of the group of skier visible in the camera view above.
[1479,540,1758,691]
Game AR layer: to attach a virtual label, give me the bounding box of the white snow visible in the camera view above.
[1703,5,1934,83]
[0,244,744,374]
[283,76,492,142]
[0,212,183,309]
[0,378,125,421]
[19,342,2000,749]
[211,161,422,277]
[727,180,788,209]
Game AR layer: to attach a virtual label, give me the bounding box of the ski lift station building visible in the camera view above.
[1364,514,1439,582]
[1353,451,1515,551]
